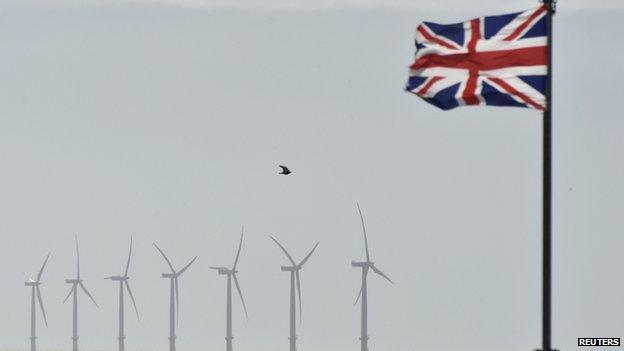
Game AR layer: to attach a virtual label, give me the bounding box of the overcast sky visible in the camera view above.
[0,1,623,351]
[33,0,624,10]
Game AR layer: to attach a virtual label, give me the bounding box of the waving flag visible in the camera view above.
[405,5,548,110]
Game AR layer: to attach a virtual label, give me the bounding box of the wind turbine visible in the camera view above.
[105,237,139,351]
[153,243,197,351]
[24,252,51,351]
[63,236,99,351]
[270,236,319,351]
[210,227,249,351]
[352,203,393,351]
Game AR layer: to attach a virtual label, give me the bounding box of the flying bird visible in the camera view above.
[278,165,291,175]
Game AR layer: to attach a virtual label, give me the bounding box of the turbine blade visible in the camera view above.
[177,256,197,276]
[36,286,48,328]
[354,285,363,306]
[295,270,302,325]
[37,252,51,283]
[153,243,176,274]
[75,235,81,279]
[270,236,296,266]
[124,236,133,277]
[175,277,180,325]
[125,281,140,321]
[356,203,371,262]
[298,242,319,267]
[232,227,244,270]
[371,265,393,284]
[232,274,249,321]
[63,286,75,303]
[79,282,99,307]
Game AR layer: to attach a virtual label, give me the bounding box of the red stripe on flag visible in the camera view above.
[417,76,444,95]
[410,46,546,72]
[417,25,458,50]
[462,74,480,105]
[504,5,547,41]
[488,77,544,110]
[462,19,481,105]
[467,19,480,52]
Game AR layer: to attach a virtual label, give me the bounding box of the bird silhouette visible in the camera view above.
[278,165,291,175]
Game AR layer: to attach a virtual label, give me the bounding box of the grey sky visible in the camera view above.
[0,1,622,351]
[34,0,624,11]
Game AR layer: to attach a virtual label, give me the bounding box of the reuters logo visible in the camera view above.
[578,338,621,347]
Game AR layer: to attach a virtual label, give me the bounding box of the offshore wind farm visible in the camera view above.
[17,206,393,351]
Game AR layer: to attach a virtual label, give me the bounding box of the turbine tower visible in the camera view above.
[210,227,249,351]
[270,236,319,351]
[105,237,140,351]
[63,236,99,351]
[153,243,197,351]
[352,203,393,351]
[24,252,51,351]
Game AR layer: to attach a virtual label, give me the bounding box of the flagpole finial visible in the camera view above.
[541,0,557,13]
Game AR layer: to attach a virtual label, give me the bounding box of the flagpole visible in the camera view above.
[541,1,555,351]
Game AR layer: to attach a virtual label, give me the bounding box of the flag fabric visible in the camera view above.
[405,5,548,110]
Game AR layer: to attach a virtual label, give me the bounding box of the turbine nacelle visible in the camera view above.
[211,228,250,327]
[25,252,51,332]
[105,275,128,281]
[351,203,394,311]
[63,238,99,308]
[281,266,300,272]
[271,236,319,328]
[153,242,198,330]
[106,237,140,324]
[209,266,235,275]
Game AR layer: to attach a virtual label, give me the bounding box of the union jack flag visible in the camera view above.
[405,5,548,110]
